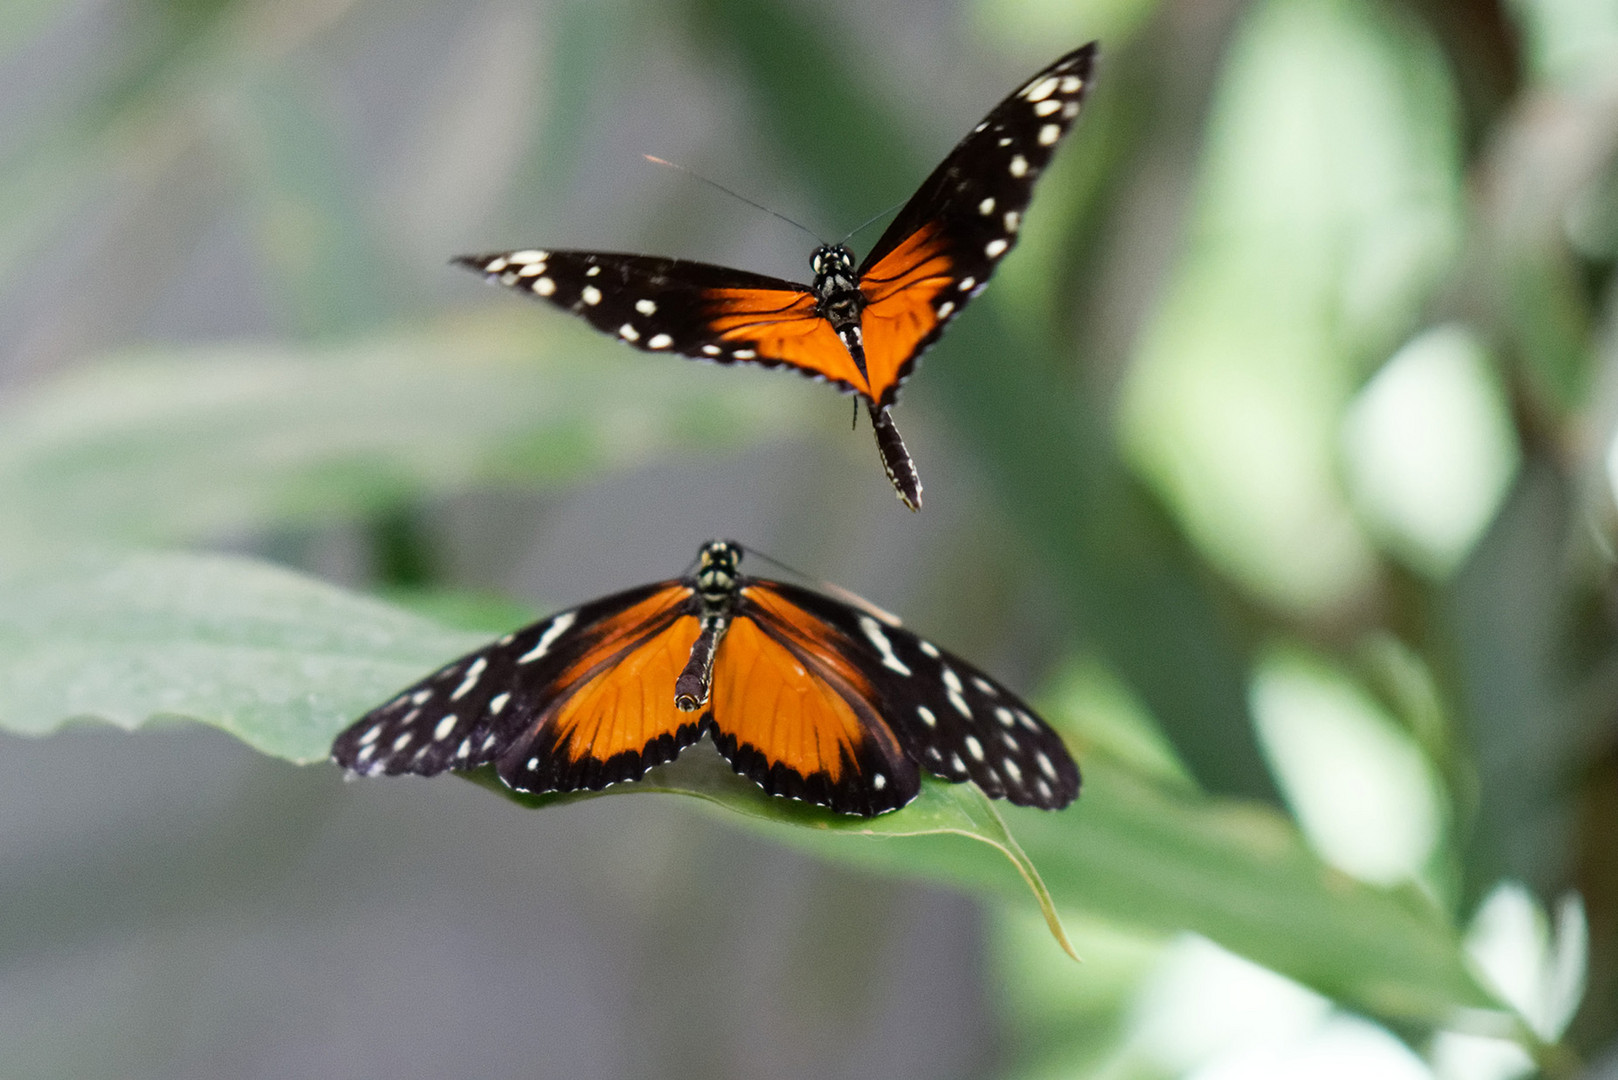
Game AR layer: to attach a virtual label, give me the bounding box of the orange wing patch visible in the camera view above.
[552,585,692,692]
[497,585,704,792]
[710,586,916,813]
[544,614,701,765]
[705,287,871,395]
[858,224,953,402]
[710,616,871,783]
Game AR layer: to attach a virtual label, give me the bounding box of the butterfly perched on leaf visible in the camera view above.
[332,541,1080,817]
[457,44,1098,511]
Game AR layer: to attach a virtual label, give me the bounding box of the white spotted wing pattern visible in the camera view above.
[455,43,1098,511]
[750,580,1080,809]
[332,542,1080,816]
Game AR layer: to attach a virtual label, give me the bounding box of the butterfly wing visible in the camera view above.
[732,580,1080,811]
[456,251,873,396]
[856,43,1098,406]
[708,594,920,816]
[331,580,710,793]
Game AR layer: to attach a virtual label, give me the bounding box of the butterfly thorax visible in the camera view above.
[809,244,870,380]
[677,541,743,710]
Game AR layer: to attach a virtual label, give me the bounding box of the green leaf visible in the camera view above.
[0,548,1516,1018]
[1010,762,1503,1024]
[0,547,1074,954]
[472,753,1077,960]
[0,310,824,551]
[0,548,483,763]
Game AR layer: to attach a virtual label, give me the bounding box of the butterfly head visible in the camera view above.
[695,540,743,607]
[810,244,858,295]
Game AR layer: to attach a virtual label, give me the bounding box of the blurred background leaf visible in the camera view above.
[1,0,1616,1077]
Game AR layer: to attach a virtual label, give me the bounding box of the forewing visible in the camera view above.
[745,581,1080,809]
[331,582,701,787]
[710,598,919,816]
[856,43,1097,405]
[495,602,709,794]
[456,250,871,396]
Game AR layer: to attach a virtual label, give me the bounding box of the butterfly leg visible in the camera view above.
[869,404,922,511]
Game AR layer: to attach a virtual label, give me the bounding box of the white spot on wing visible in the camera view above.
[582,286,602,305]
[919,640,940,658]
[1034,98,1062,116]
[635,298,657,315]
[532,277,556,296]
[985,239,1008,258]
[489,692,510,714]
[872,773,887,790]
[519,612,576,663]
[358,724,382,746]
[1018,709,1041,732]
[648,333,673,349]
[957,277,975,292]
[510,249,546,263]
[1060,75,1082,93]
[1003,211,1020,233]
[433,715,456,741]
[978,197,995,215]
[392,732,413,752]
[860,615,912,675]
[1038,751,1058,779]
[412,689,431,706]
[973,675,998,696]
[1004,759,1023,783]
[451,657,487,701]
[917,705,937,728]
[1038,123,1061,146]
[965,735,985,761]
[937,301,954,319]
[733,349,756,359]
[619,323,640,342]
[1010,155,1029,178]
[702,344,721,355]
[942,667,971,716]
[1025,76,1059,101]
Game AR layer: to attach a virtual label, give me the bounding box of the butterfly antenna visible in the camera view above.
[644,155,825,245]
[839,196,909,246]
[740,545,904,627]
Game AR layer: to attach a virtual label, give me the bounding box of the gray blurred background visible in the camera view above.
[3,0,1617,1077]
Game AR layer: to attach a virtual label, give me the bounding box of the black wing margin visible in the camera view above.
[456,249,822,367]
[860,44,1097,278]
[330,581,686,779]
[852,45,1098,408]
[749,580,1081,809]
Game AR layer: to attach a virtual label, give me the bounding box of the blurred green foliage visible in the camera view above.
[1,0,1616,1076]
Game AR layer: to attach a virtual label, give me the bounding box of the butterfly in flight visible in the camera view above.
[332,540,1080,817]
[457,44,1098,511]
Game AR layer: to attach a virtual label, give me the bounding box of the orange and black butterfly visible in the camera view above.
[456,44,1098,511]
[332,541,1080,816]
